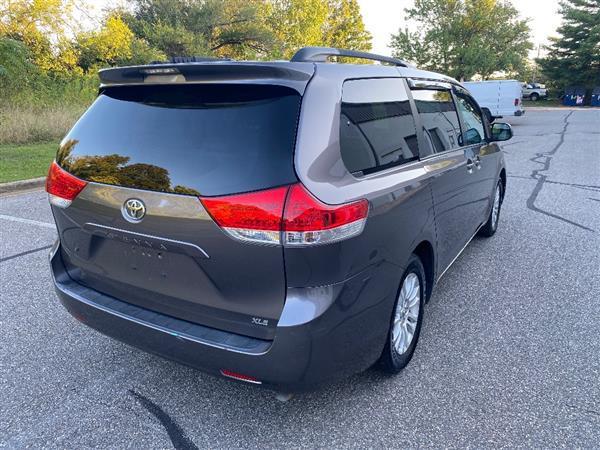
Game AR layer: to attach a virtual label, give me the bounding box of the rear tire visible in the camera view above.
[379,255,426,374]
[530,93,539,101]
[479,180,503,237]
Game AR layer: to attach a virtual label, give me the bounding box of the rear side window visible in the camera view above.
[411,89,461,153]
[340,78,419,175]
[57,84,301,196]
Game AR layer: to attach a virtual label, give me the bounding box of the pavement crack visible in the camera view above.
[128,390,198,450]
[525,111,595,232]
[565,403,600,419]
[0,244,53,263]
[508,175,600,191]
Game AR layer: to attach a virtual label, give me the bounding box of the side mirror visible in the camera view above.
[491,122,513,141]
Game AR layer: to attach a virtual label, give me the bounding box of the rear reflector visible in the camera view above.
[200,184,368,246]
[46,161,87,208]
[220,369,262,384]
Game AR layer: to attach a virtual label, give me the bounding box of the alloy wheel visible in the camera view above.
[392,273,421,355]
[491,183,501,229]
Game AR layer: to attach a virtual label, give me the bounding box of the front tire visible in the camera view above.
[530,93,539,101]
[379,255,426,374]
[479,180,503,237]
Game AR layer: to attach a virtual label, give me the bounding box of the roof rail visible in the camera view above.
[290,47,411,67]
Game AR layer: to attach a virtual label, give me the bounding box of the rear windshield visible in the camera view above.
[57,84,301,196]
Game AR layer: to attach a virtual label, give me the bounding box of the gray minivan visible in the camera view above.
[47,47,513,392]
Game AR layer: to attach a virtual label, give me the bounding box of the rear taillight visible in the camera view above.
[46,161,87,208]
[200,184,368,246]
[200,186,288,245]
[282,184,368,246]
[514,98,520,106]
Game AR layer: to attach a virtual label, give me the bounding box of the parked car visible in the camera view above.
[522,82,548,101]
[463,80,524,120]
[47,47,513,393]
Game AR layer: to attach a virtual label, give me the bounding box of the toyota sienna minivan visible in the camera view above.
[47,47,513,392]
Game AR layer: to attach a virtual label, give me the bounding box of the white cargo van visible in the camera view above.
[463,80,524,119]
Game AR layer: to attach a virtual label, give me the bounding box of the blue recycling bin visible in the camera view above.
[591,87,600,106]
[563,86,586,106]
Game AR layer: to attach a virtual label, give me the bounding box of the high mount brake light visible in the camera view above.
[200,184,368,246]
[46,161,87,208]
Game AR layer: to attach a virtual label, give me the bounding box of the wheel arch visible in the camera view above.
[413,240,435,302]
[499,168,507,201]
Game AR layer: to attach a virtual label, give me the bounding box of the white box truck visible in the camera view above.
[463,80,524,120]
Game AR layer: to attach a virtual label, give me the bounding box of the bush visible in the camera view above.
[0,72,97,145]
[0,104,88,145]
[1,37,97,144]
[0,38,42,98]
[4,74,97,108]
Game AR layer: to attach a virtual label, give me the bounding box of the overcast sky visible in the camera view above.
[84,0,563,58]
[357,0,563,57]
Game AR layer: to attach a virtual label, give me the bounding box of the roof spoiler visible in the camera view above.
[98,62,314,93]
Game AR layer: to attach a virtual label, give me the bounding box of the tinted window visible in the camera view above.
[455,92,485,145]
[57,84,301,196]
[412,89,461,153]
[340,78,419,175]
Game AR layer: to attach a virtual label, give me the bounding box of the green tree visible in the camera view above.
[119,38,167,66]
[124,0,274,59]
[538,0,600,92]
[323,0,372,51]
[390,0,532,80]
[76,14,165,71]
[266,0,329,58]
[0,0,80,73]
[266,0,371,59]
[0,37,40,97]
[124,0,372,61]
[76,15,134,71]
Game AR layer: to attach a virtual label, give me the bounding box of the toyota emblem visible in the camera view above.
[122,198,146,222]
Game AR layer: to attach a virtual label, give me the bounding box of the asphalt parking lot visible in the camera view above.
[1,109,599,448]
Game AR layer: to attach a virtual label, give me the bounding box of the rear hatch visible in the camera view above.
[50,81,303,340]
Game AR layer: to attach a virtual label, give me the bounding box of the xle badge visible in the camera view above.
[252,317,269,326]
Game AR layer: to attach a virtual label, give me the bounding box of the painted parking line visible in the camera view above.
[0,245,53,263]
[0,214,55,229]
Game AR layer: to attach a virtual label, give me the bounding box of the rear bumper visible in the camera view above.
[50,241,395,391]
